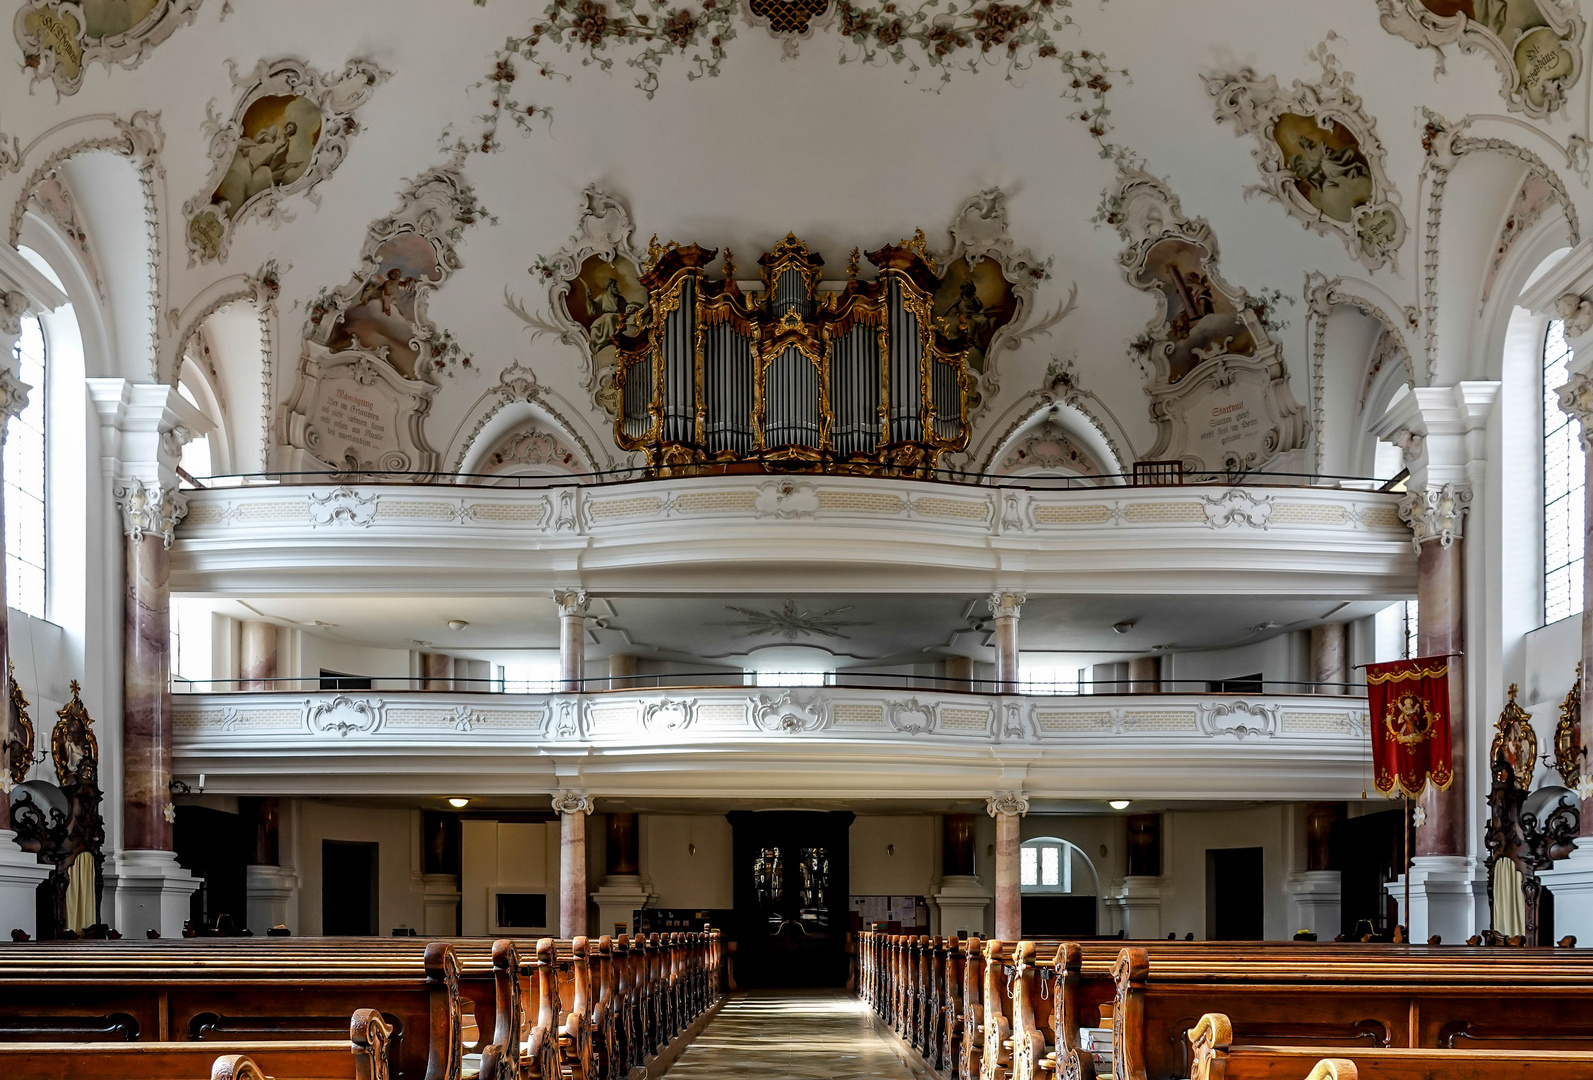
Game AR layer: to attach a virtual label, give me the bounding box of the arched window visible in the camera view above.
[6,314,46,619]
[1544,318,1585,624]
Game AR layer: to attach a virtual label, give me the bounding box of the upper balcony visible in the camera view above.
[172,469,1414,596]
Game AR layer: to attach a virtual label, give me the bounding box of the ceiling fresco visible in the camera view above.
[0,0,1587,486]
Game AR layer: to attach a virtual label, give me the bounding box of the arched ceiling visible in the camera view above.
[2,0,1587,475]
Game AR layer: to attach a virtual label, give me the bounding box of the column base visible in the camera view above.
[104,850,199,939]
[246,864,298,936]
[421,872,461,937]
[1391,855,1487,944]
[0,831,51,939]
[932,875,991,938]
[1106,875,1163,940]
[1284,870,1342,939]
[1535,839,1593,945]
[590,874,653,939]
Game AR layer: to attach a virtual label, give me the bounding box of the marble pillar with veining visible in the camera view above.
[555,589,590,693]
[553,790,593,938]
[420,652,453,692]
[988,792,1028,941]
[240,621,277,692]
[1128,655,1160,693]
[1415,527,1466,857]
[1310,623,1348,695]
[124,528,174,851]
[987,591,1025,695]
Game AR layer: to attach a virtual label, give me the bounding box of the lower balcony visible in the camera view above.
[172,686,1371,802]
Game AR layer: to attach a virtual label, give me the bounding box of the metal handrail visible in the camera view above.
[172,673,1371,697]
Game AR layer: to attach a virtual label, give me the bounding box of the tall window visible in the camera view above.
[1545,319,1586,624]
[1404,600,1419,660]
[1020,839,1075,891]
[5,315,46,620]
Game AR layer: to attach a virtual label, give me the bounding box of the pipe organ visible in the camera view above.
[610,235,1013,475]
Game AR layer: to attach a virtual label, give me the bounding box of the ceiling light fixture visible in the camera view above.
[1112,621,1135,634]
[447,620,469,631]
[447,797,469,808]
[1109,799,1131,810]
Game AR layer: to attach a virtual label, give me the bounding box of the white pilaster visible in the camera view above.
[932,874,992,938]
[1284,870,1342,938]
[590,874,653,939]
[1391,855,1489,944]
[1105,875,1163,940]
[104,849,201,938]
[421,872,461,936]
[246,864,298,934]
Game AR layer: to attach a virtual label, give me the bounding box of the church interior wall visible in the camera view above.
[295,802,427,936]
[639,814,734,911]
[849,815,938,901]
[1160,804,1293,942]
[1158,630,1312,691]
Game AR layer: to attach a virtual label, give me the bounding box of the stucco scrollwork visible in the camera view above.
[753,690,829,733]
[15,0,203,97]
[306,694,383,737]
[887,698,937,736]
[1197,700,1279,740]
[1201,489,1274,529]
[641,698,694,732]
[1377,0,1584,119]
[1557,369,1593,448]
[550,790,594,815]
[1112,166,1308,475]
[1207,42,1406,271]
[1556,293,1593,337]
[753,480,820,520]
[986,791,1030,818]
[987,591,1027,621]
[183,57,389,266]
[113,479,188,547]
[1398,482,1472,551]
[307,485,379,528]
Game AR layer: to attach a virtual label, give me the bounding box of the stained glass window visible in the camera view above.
[5,315,45,620]
[1545,318,1585,624]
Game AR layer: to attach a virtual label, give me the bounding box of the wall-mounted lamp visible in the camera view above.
[448,797,470,808]
[887,844,895,856]
[1109,799,1131,810]
[688,843,697,856]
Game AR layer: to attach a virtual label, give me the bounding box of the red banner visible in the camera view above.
[1366,657,1453,799]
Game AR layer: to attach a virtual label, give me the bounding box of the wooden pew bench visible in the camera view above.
[0,1007,391,1080]
[1187,1012,1593,1080]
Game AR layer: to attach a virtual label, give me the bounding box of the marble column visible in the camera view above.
[419,652,452,692]
[1287,802,1342,938]
[118,487,184,853]
[0,290,51,937]
[591,810,652,937]
[242,796,294,933]
[1400,486,1469,859]
[1128,656,1160,693]
[608,654,637,691]
[987,591,1026,694]
[987,792,1028,941]
[240,621,277,692]
[555,589,590,693]
[941,654,974,691]
[553,790,593,938]
[1310,623,1348,695]
[933,812,990,937]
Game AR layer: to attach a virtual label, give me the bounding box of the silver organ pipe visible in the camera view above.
[613,236,1001,476]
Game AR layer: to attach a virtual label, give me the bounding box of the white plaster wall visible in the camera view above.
[642,814,732,910]
[288,630,413,687]
[294,801,425,936]
[850,814,937,898]
[1161,631,1309,692]
[460,818,559,936]
[1161,804,1296,941]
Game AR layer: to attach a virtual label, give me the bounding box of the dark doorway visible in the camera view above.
[1206,846,1264,940]
[173,806,249,934]
[1021,895,1097,936]
[322,840,379,935]
[727,810,852,987]
[1334,807,1403,939]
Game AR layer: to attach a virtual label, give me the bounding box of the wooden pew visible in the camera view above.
[1187,1012,1593,1080]
[0,1007,392,1080]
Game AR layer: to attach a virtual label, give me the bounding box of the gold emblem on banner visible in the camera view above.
[1384,690,1438,747]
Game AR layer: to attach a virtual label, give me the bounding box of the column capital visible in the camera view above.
[987,591,1027,621]
[0,367,30,432]
[551,789,594,816]
[113,479,189,547]
[986,791,1030,818]
[1370,382,1498,493]
[554,588,591,618]
[1397,482,1472,552]
[1558,369,1593,445]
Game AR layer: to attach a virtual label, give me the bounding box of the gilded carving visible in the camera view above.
[1377,0,1584,118]
[1206,41,1406,271]
[1555,664,1582,788]
[183,58,388,265]
[15,0,202,96]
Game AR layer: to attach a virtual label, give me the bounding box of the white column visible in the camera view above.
[987,791,1027,941]
[553,789,593,938]
[0,276,57,937]
[987,591,1025,694]
[555,589,590,693]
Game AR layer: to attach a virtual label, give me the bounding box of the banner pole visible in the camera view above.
[1403,794,1412,942]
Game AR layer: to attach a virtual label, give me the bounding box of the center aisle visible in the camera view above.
[664,989,926,1080]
